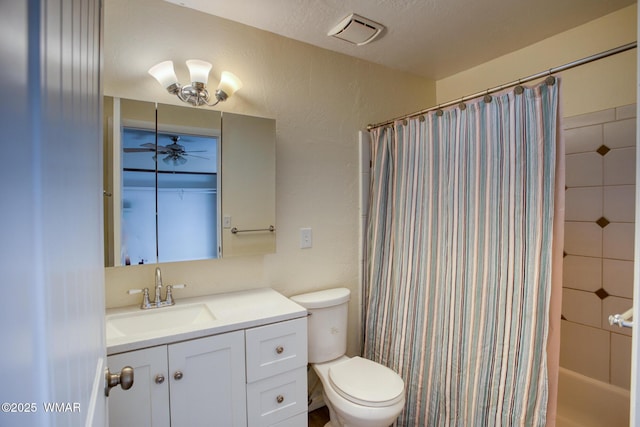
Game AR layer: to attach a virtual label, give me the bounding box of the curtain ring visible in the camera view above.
[419,115,426,122]
[459,102,466,110]
[402,119,408,126]
[514,85,524,95]
[545,75,556,86]
[484,90,492,103]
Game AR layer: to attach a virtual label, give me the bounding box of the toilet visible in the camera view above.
[290,288,405,427]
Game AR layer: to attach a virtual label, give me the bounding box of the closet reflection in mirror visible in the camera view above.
[123,129,219,265]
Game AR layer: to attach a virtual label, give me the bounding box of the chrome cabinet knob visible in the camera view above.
[104,366,135,396]
[174,371,184,380]
[275,346,284,354]
[155,374,165,384]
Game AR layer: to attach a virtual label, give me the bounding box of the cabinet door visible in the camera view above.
[168,331,247,427]
[107,346,170,427]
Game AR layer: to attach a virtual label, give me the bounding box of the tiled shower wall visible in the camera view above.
[561,104,636,389]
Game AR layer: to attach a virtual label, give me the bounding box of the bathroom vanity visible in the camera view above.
[106,288,308,426]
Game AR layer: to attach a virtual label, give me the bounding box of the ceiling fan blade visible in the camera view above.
[185,154,210,160]
[124,147,155,152]
[140,142,171,153]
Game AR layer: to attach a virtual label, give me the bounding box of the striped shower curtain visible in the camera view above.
[363,80,561,426]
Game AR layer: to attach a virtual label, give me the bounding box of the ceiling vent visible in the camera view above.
[328,13,385,46]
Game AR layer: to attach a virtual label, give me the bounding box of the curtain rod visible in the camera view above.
[367,41,637,130]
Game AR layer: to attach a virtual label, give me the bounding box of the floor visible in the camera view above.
[308,406,330,427]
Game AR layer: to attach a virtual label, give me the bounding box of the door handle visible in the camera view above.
[105,366,134,396]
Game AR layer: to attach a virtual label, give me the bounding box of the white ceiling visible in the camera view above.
[164,0,635,80]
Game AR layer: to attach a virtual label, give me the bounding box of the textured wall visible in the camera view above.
[103,0,435,356]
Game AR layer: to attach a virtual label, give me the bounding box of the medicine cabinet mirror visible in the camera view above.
[103,97,276,267]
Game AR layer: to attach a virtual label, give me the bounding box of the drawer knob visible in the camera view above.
[276,395,284,404]
[155,374,165,384]
[276,346,284,354]
[174,371,183,381]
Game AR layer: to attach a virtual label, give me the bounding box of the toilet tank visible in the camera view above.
[290,288,350,363]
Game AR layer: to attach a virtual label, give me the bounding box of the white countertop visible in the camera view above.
[106,288,307,355]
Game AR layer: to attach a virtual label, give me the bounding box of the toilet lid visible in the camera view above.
[328,357,404,407]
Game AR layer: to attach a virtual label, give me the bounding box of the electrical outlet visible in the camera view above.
[300,228,312,249]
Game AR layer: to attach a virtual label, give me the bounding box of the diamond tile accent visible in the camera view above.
[597,145,611,156]
[596,217,610,228]
[595,288,609,300]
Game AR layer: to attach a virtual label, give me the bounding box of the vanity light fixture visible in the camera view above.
[148,60,243,107]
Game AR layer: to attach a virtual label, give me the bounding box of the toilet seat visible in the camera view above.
[328,357,404,407]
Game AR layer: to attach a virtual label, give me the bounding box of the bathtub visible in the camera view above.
[556,367,629,427]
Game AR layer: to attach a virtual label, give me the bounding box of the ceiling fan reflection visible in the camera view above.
[123,135,209,166]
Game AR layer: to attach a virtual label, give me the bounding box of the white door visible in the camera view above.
[632,6,640,426]
[0,1,107,426]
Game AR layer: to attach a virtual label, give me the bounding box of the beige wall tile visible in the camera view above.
[604,147,636,185]
[604,185,635,222]
[604,118,636,149]
[560,320,610,382]
[563,255,602,292]
[603,259,634,298]
[564,109,616,130]
[565,124,603,154]
[602,296,633,337]
[566,152,603,187]
[564,222,602,258]
[562,288,602,327]
[565,187,603,221]
[603,223,635,261]
[611,333,632,389]
[615,104,636,121]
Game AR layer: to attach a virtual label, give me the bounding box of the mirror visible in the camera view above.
[103,97,276,267]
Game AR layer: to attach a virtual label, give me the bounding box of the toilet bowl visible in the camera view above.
[290,288,405,427]
[314,356,405,427]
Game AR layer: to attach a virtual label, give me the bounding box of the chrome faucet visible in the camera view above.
[154,266,163,306]
[126,267,187,309]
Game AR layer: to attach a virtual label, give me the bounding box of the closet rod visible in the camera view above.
[367,41,637,130]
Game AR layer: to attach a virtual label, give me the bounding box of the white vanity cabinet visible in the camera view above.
[108,330,246,427]
[106,289,309,426]
[107,318,307,427]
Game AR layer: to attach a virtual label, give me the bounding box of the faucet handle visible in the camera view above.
[164,284,186,306]
[128,288,152,309]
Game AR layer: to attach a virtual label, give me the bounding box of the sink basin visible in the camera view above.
[106,303,216,340]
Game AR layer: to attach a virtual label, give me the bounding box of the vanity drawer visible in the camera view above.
[246,317,307,382]
[246,366,307,427]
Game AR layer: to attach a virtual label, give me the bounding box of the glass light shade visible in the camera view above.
[217,71,243,97]
[186,59,212,85]
[148,61,178,89]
